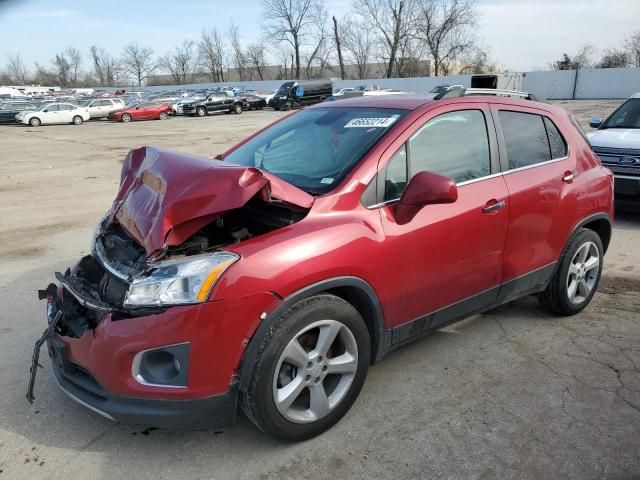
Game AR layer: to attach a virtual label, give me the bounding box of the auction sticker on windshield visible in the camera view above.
[344,115,399,128]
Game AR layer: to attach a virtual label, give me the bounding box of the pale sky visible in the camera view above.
[0,0,638,73]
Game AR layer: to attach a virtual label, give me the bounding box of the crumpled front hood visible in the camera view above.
[107,146,314,255]
[588,128,640,149]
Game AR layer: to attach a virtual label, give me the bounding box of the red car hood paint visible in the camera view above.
[108,146,314,255]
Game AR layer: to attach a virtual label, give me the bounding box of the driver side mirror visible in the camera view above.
[590,117,604,129]
[394,171,458,225]
[43,109,49,113]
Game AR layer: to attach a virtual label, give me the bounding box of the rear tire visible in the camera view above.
[241,294,370,441]
[29,117,41,127]
[539,228,603,316]
[72,115,83,125]
[233,103,242,114]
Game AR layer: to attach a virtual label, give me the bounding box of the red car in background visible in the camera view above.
[109,102,172,123]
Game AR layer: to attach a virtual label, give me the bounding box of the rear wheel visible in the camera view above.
[539,229,603,315]
[72,115,83,125]
[121,113,132,123]
[233,103,242,114]
[29,117,41,127]
[241,295,370,441]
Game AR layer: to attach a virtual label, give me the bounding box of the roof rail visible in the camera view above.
[464,88,539,101]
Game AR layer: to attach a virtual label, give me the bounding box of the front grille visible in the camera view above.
[603,164,640,176]
[592,146,640,156]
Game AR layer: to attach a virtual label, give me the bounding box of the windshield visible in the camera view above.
[223,107,407,194]
[38,104,54,111]
[604,98,640,129]
[276,82,294,96]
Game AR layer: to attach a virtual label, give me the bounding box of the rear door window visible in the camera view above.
[499,111,551,169]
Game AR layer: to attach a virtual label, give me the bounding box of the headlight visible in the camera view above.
[124,252,239,307]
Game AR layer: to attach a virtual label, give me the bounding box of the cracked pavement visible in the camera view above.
[1,103,639,479]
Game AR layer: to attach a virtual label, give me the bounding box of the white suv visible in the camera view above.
[79,98,125,119]
[588,92,640,205]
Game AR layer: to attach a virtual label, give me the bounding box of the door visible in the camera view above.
[491,106,582,286]
[41,104,60,123]
[57,104,75,123]
[377,105,509,331]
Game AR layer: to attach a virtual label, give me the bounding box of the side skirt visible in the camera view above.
[387,262,557,351]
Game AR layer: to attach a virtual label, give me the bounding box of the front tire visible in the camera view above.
[72,115,83,125]
[196,106,206,117]
[29,117,41,127]
[241,295,370,441]
[159,112,168,120]
[233,103,242,114]
[121,113,132,123]
[539,228,604,315]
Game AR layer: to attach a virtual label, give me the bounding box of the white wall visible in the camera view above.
[133,67,640,100]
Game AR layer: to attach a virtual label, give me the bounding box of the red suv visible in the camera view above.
[30,92,614,441]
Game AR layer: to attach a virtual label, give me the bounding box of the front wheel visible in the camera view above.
[539,228,604,315]
[72,115,83,125]
[29,117,41,127]
[241,295,370,441]
[121,113,132,123]
[159,112,168,120]
[196,106,206,117]
[233,103,242,114]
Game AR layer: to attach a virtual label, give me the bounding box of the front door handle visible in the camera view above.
[563,171,576,183]
[483,199,506,214]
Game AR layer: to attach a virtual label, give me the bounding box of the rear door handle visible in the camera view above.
[483,200,506,214]
[563,172,576,183]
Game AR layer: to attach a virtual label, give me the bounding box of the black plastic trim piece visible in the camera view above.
[568,212,612,253]
[238,276,390,392]
[51,356,238,430]
[389,262,557,350]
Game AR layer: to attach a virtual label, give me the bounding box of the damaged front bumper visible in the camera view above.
[49,331,239,429]
[28,265,281,429]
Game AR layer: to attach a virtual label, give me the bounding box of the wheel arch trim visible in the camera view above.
[568,212,612,254]
[237,276,389,392]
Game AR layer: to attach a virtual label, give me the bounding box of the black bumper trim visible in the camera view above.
[51,358,238,430]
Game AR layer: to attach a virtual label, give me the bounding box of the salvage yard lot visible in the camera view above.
[0,100,639,479]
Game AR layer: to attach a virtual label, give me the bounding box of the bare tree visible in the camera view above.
[597,49,631,69]
[353,0,418,78]
[274,46,295,79]
[121,43,156,86]
[199,28,227,82]
[162,40,198,85]
[551,45,595,71]
[262,0,324,79]
[63,47,83,87]
[246,43,268,80]
[415,0,477,76]
[52,52,71,86]
[90,46,121,86]
[228,22,248,80]
[6,53,29,84]
[457,45,496,74]
[341,19,373,79]
[624,31,640,68]
[332,16,346,80]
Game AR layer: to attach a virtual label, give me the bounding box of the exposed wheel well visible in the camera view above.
[324,286,384,364]
[582,218,611,253]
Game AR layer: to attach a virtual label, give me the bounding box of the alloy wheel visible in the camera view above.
[566,241,599,305]
[272,319,358,424]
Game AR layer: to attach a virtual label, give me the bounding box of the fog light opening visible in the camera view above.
[132,342,190,388]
